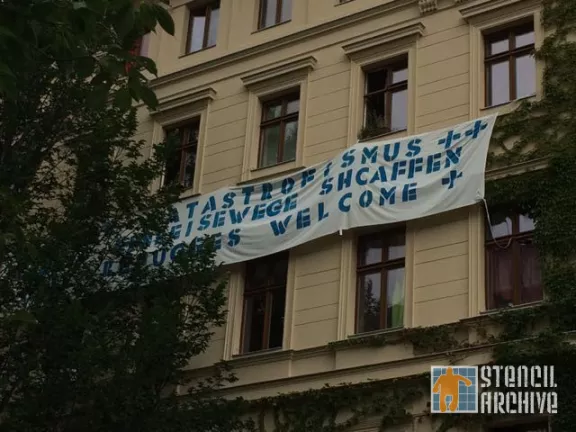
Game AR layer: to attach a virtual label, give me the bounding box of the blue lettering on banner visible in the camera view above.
[101,116,496,273]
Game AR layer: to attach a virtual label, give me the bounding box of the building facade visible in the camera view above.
[136,0,548,430]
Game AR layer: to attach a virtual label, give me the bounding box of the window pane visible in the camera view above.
[183,125,199,146]
[516,54,536,99]
[488,37,509,55]
[488,215,513,240]
[243,295,266,353]
[515,30,535,48]
[365,93,386,127]
[188,15,206,52]
[247,253,288,290]
[359,238,383,266]
[386,268,405,329]
[207,6,219,47]
[486,246,514,309]
[519,238,542,304]
[280,0,292,22]
[488,60,510,106]
[263,102,282,120]
[181,146,196,188]
[286,98,299,115]
[268,288,286,349]
[366,69,387,93]
[519,214,535,233]
[261,0,277,28]
[357,272,381,333]
[390,89,407,131]
[392,67,408,84]
[271,255,288,285]
[385,233,405,260]
[260,124,281,167]
[164,150,181,186]
[282,120,298,162]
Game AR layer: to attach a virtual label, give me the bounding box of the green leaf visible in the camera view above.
[73,1,88,10]
[0,62,15,78]
[114,87,132,110]
[76,56,95,79]
[117,8,135,39]
[152,4,174,36]
[138,3,158,32]
[0,26,18,40]
[7,310,38,324]
[138,56,158,76]
[138,85,158,109]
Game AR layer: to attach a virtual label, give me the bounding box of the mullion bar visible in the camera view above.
[275,0,282,25]
[202,6,211,49]
[261,291,273,349]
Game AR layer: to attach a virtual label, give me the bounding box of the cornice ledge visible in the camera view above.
[485,157,548,180]
[150,86,216,115]
[240,56,317,89]
[342,22,425,58]
[151,0,417,88]
[418,0,438,14]
[459,0,535,21]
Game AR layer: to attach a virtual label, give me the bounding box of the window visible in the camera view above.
[186,1,220,53]
[485,212,542,310]
[258,93,299,168]
[356,231,405,333]
[487,420,549,431]
[484,22,536,107]
[241,252,289,353]
[164,121,199,188]
[259,0,292,29]
[363,59,408,136]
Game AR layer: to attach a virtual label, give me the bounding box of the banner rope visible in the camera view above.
[481,198,512,249]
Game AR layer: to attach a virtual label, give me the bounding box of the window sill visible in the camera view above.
[239,160,304,184]
[358,128,407,143]
[252,20,291,34]
[336,0,355,5]
[179,188,200,200]
[349,326,405,339]
[178,44,216,59]
[481,94,536,115]
[230,347,287,362]
[481,300,543,315]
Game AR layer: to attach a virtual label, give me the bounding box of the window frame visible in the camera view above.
[485,212,541,310]
[355,230,406,333]
[163,120,200,188]
[257,92,299,168]
[240,252,289,353]
[186,1,220,54]
[258,0,291,29]
[484,22,535,107]
[363,58,408,134]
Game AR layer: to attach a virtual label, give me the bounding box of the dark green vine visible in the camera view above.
[227,0,576,429]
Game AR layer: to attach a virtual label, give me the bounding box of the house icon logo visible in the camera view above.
[431,366,478,413]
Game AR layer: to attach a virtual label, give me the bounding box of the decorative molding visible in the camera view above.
[240,56,317,89]
[151,0,418,88]
[150,86,216,115]
[459,0,540,21]
[418,0,438,14]
[342,22,425,58]
[485,157,548,180]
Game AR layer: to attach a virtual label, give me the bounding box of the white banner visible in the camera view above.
[105,115,497,272]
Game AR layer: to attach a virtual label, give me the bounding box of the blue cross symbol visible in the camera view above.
[465,120,487,139]
[438,130,461,149]
[442,170,463,189]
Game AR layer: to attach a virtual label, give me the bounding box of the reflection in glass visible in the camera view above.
[260,125,281,167]
[386,268,405,328]
[188,15,206,53]
[516,54,536,99]
[489,38,509,55]
[357,273,381,333]
[390,89,407,131]
[243,294,266,353]
[489,61,510,106]
[207,7,220,47]
[283,121,298,162]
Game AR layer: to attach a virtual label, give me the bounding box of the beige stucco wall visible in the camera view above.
[135,0,546,428]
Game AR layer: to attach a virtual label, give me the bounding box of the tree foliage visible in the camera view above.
[0,1,247,431]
